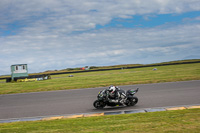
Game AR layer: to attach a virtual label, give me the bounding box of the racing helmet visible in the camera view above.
[108,86,116,93]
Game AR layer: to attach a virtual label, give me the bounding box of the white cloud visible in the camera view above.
[0,0,200,74]
[1,0,200,32]
[1,22,200,74]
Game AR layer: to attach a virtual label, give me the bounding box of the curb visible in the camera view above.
[166,107,186,111]
[1,104,200,123]
[42,116,64,121]
[186,105,200,109]
[84,113,104,117]
[145,108,166,112]
[104,111,124,115]
[63,114,84,119]
[125,109,146,114]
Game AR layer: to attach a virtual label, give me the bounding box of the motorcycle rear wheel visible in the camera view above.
[93,100,106,109]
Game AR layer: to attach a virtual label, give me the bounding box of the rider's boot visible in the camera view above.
[119,98,126,106]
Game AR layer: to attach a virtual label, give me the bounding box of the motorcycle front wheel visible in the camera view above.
[93,100,106,109]
[126,97,138,106]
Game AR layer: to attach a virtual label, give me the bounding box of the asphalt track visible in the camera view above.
[0,80,200,120]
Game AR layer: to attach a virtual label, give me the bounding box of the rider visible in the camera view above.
[106,85,126,105]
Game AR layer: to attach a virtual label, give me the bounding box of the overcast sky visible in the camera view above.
[1,0,200,75]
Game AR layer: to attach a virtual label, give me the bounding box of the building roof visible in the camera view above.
[11,64,27,66]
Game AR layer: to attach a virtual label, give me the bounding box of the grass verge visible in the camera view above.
[0,63,200,94]
[0,108,200,133]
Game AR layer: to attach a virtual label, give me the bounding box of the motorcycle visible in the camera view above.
[93,88,139,109]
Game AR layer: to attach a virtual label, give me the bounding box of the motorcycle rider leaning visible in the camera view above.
[106,85,126,105]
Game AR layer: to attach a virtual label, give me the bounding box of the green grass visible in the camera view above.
[0,108,200,133]
[0,63,200,94]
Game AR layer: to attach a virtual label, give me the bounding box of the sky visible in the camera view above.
[0,0,200,75]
